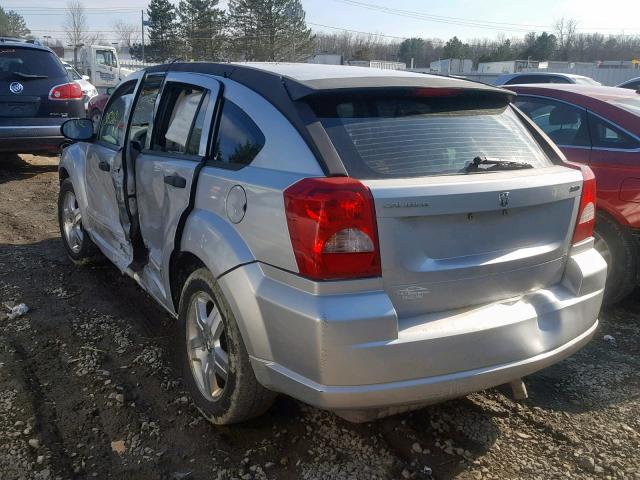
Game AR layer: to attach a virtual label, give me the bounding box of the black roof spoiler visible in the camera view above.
[282,75,513,101]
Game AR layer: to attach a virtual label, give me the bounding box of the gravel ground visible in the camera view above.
[1,154,639,480]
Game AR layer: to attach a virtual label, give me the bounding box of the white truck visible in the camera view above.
[78,45,135,93]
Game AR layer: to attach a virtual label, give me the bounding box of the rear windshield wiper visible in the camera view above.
[11,72,48,80]
[463,156,533,173]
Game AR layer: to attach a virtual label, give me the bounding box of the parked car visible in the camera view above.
[0,40,84,155]
[86,89,112,128]
[507,84,640,304]
[61,60,98,111]
[58,63,605,424]
[495,72,601,86]
[617,77,640,91]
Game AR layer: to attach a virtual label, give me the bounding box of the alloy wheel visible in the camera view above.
[186,293,229,401]
[62,190,83,254]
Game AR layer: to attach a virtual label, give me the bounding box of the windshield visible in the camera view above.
[611,97,640,116]
[309,93,552,179]
[96,49,118,67]
[0,47,67,80]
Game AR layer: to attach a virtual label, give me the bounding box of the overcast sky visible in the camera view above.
[3,0,638,45]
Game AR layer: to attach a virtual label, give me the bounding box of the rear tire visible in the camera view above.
[178,268,276,425]
[58,178,101,264]
[594,212,639,305]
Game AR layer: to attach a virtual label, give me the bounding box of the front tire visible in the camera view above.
[58,178,100,264]
[178,268,276,424]
[594,213,639,305]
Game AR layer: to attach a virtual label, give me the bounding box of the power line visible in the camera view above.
[332,0,543,33]
[307,22,406,39]
[333,0,640,33]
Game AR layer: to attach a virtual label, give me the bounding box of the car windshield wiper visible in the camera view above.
[463,156,533,173]
[11,72,48,79]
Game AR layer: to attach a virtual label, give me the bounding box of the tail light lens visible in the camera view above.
[283,177,381,280]
[566,163,596,244]
[49,82,83,101]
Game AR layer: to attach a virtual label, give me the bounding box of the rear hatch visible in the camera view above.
[309,89,583,316]
[0,45,82,119]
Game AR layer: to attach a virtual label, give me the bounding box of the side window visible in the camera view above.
[513,97,590,147]
[128,75,163,147]
[507,75,548,85]
[98,81,136,147]
[588,113,640,150]
[549,76,571,84]
[152,84,205,155]
[186,93,210,155]
[213,100,265,166]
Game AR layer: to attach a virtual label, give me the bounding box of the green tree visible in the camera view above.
[398,37,426,67]
[177,0,226,61]
[0,8,30,37]
[521,32,557,60]
[442,36,468,59]
[228,0,313,61]
[146,0,179,62]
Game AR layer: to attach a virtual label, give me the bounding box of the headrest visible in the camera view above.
[549,106,579,125]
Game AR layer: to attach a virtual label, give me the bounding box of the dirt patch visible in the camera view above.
[1,154,639,480]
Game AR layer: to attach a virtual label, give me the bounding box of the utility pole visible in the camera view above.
[141,10,145,64]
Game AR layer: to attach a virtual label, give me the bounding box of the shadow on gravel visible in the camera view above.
[0,154,58,185]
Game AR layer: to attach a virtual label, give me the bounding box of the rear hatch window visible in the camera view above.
[308,91,553,179]
[0,47,67,80]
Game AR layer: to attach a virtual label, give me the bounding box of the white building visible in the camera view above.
[429,58,473,74]
[478,60,540,74]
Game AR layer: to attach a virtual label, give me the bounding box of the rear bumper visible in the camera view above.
[0,121,67,154]
[254,319,598,410]
[219,240,606,411]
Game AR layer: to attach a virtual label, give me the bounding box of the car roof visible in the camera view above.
[0,39,53,53]
[506,83,639,101]
[146,61,509,99]
[497,72,595,81]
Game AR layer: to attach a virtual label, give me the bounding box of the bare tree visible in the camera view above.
[86,31,107,46]
[63,0,88,67]
[113,20,139,49]
[554,17,578,60]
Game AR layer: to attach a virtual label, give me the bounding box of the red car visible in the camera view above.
[86,89,112,126]
[507,84,640,304]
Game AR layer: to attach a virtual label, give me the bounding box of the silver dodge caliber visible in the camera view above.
[57,63,606,424]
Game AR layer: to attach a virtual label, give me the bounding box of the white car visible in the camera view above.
[495,72,601,86]
[62,61,98,111]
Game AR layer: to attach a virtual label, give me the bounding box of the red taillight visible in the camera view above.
[283,177,381,280]
[566,163,596,244]
[49,82,83,101]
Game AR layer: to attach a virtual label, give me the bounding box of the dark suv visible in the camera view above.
[0,40,84,155]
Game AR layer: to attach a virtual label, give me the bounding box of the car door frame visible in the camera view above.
[129,71,224,312]
[83,76,142,270]
[514,93,593,162]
